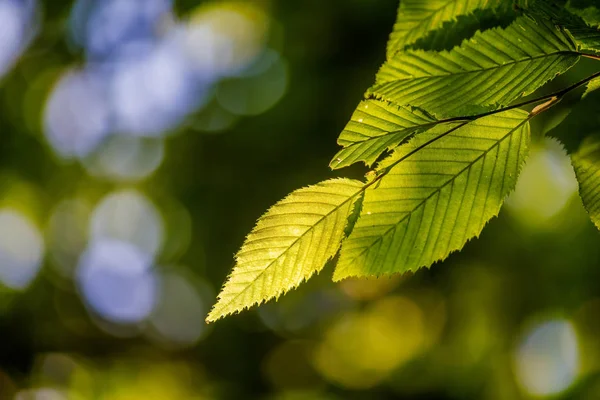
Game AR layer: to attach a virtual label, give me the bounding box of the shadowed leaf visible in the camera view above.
[573,135,600,230]
[387,0,511,58]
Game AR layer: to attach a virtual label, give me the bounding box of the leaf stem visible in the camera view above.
[581,53,600,62]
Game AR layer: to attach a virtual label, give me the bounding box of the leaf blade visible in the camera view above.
[520,0,600,52]
[408,5,517,52]
[583,77,600,99]
[207,178,364,322]
[567,1,600,28]
[373,16,579,118]
[334,109,531,280]
[573,135,600,230]
[387,0,510,57]
[330,99,445,170]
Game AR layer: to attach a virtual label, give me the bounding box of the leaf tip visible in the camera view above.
[329,155,345,170]
[205,314,217,324]
[205,301,227,323]
[331,272,346,283]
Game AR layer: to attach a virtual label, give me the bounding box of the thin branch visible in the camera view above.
[365,120,471,188]
[363,69,600,187]
[452,69,600,121]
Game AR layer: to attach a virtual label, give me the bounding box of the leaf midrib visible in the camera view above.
[334,121,470,169]
[339,125,425,149]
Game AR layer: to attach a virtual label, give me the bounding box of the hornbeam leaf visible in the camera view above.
[409,5,517,52]
[372,16,579,118]
[572,135,600,230]
[334,109,530,280]
[330,99,465,170]
[520,1,600,52]
[567,2,600,27]
[387,0,510,58]
[207,178,364,322]
[583,77,600,98]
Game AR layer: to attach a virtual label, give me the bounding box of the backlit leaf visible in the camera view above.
[330,99,465,170]
[372,16,579,118]
[207,179,364,321]
[387,0,511,57]
[334,109,530,280]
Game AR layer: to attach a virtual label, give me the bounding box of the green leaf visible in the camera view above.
[584,76,600,98]
[408,5,517,52]
[520,0,600,52]
[572,135,600,230]
[371,16,579,118]
[567,1,600,27]
[334,109,530,280]
[330,99,463,170]
[207,178,363,322]
[387,0,510,58]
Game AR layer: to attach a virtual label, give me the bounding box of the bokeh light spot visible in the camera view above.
[15,388,69,400]
[313,296,427,389]
[148,271,208,347]
[0,0,37,78]
[47,198,91,279]
[505,138,579,228]
[0,209,45,290]
[70,0,173,60]
[514,318,580,397]
[339,275,403,301]
[90,190,163,257]
[76,238,158,324]
[109,34,207,137]
[44,68,112,159]
[83,135,164,182]
[217,49,288,116]
[35,353,89,390]
[184,2,269,79]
